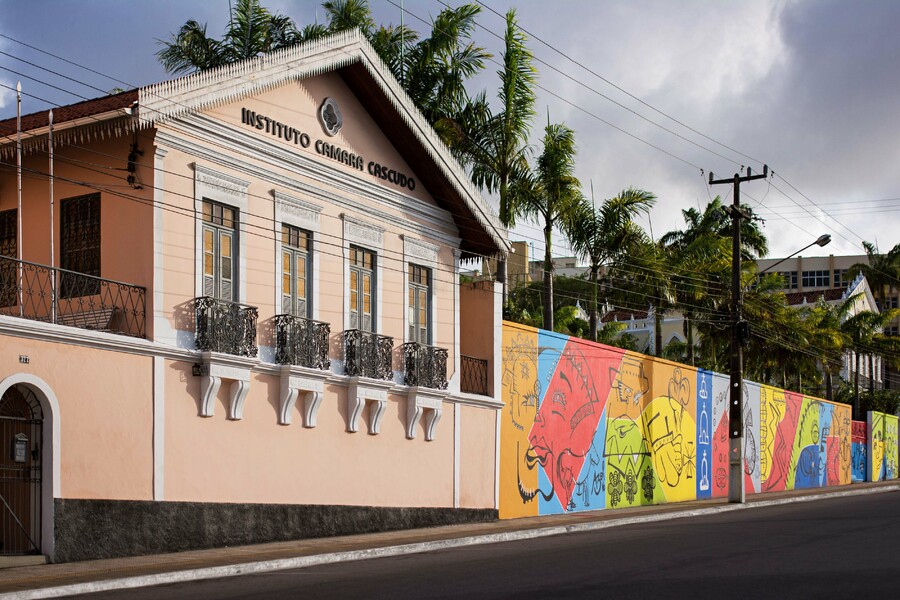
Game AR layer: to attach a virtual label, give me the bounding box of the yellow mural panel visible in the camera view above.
[643,360,697,503]
[759,385,786,484]
[499,325,540,519]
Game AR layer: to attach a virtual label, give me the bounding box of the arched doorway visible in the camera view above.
[0,385,42,555]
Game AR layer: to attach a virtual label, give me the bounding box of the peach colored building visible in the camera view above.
[0,31,507,562]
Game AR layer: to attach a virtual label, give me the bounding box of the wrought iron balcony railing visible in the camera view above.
[460,355,489,396]
[343,329,393,380]
[0,255,146,338]
[273,314,331,370]
[402,342,449,390]
[195,296,258,357]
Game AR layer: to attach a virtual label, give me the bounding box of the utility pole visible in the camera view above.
[709,164,768,503]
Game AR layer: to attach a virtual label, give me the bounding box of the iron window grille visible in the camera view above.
[60,194,100,298]
[460,355,489,396]
[0,209,16,308]
[402,342,448,390]
[273,313,330,370]
[343,329,393,380]
[195,296,258,357]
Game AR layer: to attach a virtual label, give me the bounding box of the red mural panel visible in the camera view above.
[852,421,867,445]
[761,391,803,492]
[529,340,622,510]
[712,411,730,498]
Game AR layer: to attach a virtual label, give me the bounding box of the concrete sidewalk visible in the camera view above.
[2,481,897,599]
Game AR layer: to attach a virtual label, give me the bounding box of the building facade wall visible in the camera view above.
[0,64,504,561]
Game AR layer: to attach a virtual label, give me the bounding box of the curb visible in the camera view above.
[5,484,898,599]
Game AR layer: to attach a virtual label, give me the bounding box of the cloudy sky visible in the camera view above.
[1,0,898,261]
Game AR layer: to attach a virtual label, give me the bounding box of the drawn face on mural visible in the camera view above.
[872,425,885,475]
[530,343,606,510]
[502,334,542,504]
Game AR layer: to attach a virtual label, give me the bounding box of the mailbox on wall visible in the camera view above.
[12,433,27,463]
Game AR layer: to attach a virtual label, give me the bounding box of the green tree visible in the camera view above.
[568,188,656,342]
[157,0,305,74]
[517,123,584,332]
[660,197,768,365]
[456,9,536,303]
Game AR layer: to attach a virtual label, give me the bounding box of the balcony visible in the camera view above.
[343,329,393,380]
[273,314,331,371]
[402,342,448,390]
[460,355,489,396]
[195,296,258,357]
[0,255,146,337]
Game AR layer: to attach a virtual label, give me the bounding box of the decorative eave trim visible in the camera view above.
[138,29,507,254]
[0,112,139,159]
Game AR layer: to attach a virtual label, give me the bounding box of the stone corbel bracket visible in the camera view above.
[198,352,256,420]
[347,378,392,434]
[279,367,326,427]
[406,388,448,441]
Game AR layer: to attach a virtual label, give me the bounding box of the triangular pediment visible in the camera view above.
[139,30,506,258]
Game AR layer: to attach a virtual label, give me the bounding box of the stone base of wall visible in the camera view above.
[53,499,497,563]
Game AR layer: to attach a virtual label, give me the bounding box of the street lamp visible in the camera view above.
[759,234,832,274]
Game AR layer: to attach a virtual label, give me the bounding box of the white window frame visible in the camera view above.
[342,215,384,333]
[193,164,249,302]
[273,191,322,320]
[402,236,439,345]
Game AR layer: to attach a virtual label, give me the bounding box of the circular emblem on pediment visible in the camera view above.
[318,97,343,137]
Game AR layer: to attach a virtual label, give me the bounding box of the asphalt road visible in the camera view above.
[75,491,900,600]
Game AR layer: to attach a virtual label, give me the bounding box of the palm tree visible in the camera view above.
[322,0,375,36]
[157,0,305,75]
[517,123,584,332]
[804,295,859,399]
[159,1,488,142]
[567,188,655,341]
[456,9,536,303]
[661,196,769,260]
[659,197,768,365]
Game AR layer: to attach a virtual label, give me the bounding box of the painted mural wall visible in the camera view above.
[852,421,867,483]
[867,411,899,482]
[500,322,853,519]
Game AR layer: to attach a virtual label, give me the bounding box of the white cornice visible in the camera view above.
[155,126,462,248]
[0,318,501,411]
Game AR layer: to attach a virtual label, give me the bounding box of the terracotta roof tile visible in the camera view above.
[0,89,137,138]
[785,287,846,306]
[601,309,649,323]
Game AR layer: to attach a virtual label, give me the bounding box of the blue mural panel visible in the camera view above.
[696,369,713,499]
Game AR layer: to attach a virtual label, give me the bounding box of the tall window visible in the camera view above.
[408,264,431,344]
[281,225,310,317]
[833,269,849,289]
[0,210,15,307]
[349,246,375,332]
[60,194,101,297]
[202,200,237,301]
[777,271,798,290]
